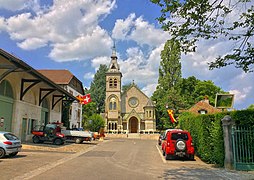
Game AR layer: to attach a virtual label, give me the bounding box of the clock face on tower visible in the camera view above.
[128,97,138,108]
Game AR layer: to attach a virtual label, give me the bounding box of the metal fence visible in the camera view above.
[232,126,254,171]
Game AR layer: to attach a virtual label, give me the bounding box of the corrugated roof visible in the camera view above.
[37,69,73,85]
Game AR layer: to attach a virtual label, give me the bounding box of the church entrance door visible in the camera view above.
[129,117,138,133]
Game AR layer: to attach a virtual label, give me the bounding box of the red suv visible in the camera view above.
[162,129,195,160]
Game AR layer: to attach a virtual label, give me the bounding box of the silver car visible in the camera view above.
[0,131,22,158]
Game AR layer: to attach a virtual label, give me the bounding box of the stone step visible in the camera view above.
[127,133,141,139]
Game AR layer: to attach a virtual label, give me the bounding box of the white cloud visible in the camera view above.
[112,13,169,47]
[0,0,30,11]
[83,72,94,80]
[142,83,158,98]
[49,27,112,62]
[17,37,48,50]
[112,13,135,40]
[91,56,110,70]
[0,0,116,61]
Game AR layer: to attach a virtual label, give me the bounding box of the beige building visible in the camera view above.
[104,48,156,133]
[38,70,84,129]
[0,49,77,141]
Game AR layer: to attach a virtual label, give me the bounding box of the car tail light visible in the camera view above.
[4,141,12,145]
[56,133,64,138]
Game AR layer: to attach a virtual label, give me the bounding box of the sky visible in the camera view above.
[0,0,253,110]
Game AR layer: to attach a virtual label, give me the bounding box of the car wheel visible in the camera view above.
[9,152,18,157]
[32,136,41,144]
[165,153,174,160]
[54,138,63,145]
[75,138,83,144]
[189,154,195,160]
[0,148,6,158]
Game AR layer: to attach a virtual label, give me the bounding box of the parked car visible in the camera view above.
[162,129,194,160]
[158,129,182,145]
[158,133,164,145]
[0,131,22,158]
[32,124,65,145]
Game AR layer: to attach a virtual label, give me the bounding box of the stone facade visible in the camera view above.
[104,47,156,133]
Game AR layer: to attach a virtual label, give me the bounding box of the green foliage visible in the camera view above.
[152,39,225,130]
[179,110,254,167]
[180,78,224,108]
[83,114,105,132]
[151,0,254,72]
[159,39,182,90]
[61,102,71,128]
[194,80,224,106]
[152,39,183,130]
[247,104,254,110]
[89,64,108,113]
[230,109,254,127]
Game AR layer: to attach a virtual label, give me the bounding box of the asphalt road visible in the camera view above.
[1,139,254,180]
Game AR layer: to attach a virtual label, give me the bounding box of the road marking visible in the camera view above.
[156,144,166,163]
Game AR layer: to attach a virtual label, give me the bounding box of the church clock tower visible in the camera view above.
[105,44,122,132]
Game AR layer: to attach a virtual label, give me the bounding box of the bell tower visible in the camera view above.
[105,43,122,132]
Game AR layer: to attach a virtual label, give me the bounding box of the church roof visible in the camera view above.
[145,99,155,107]
[121,82,149,99]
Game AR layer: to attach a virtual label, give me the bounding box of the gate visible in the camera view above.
[232,126,254,170]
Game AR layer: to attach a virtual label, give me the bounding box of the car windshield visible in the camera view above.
[171,132,188,140]
[4,133,19,140]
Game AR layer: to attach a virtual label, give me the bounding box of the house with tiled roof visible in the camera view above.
[186,98,222,115]
[38,69,84,129]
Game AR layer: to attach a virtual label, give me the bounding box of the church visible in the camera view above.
[104,47,156,134]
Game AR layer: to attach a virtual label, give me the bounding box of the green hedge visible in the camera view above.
[178,110,254,167]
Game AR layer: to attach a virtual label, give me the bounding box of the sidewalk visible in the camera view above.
[22,140,99,153]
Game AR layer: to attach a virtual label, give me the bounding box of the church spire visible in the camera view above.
[111,41,117,58]
[108,41,120,72]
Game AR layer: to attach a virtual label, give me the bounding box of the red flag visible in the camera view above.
[167,109,177,124]
[82,94,91,105]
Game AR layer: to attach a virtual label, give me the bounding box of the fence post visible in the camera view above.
[221,115,234,169]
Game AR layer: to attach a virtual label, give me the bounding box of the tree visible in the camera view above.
[151,0,254,72]
[159,39,182,90]
[152,39,184,130]
[89,64,108,113]
[179,77,224,107]
[247,104,254,110]
[83,114,105,132]
[193,80,224,106]
[180,76,200,107]
[122,82,133,93]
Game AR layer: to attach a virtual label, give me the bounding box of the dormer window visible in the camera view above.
[198,109,207,114]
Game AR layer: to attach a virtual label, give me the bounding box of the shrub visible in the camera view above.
[179,110,254,167]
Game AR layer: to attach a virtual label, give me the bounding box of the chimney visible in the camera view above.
[204,96,209,104]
